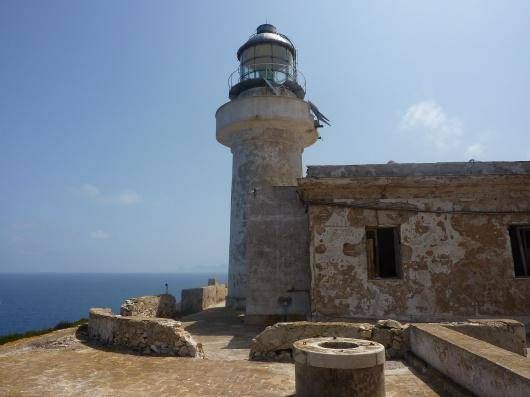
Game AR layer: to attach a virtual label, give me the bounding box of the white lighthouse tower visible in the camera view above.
[216,24,318,317]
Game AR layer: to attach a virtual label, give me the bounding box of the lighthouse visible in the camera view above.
[216,24,318,320]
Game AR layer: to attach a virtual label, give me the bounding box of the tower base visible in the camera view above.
[226,296,246,311]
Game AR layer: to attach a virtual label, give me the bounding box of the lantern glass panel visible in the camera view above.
[240,43,294,84]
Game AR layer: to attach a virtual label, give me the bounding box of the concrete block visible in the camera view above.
[409,323,530,397]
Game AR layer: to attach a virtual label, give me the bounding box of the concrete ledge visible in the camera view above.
[306,161,530,178]
[443,319,527,356]
[88,308,203,357]
[409,323,530,397]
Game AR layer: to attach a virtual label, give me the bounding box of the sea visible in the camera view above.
[0,273,227,336]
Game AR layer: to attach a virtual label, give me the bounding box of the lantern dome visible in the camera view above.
[236,24,295,60]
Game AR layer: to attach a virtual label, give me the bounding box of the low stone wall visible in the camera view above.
[181,279,227,315]
[88,308,203,357]
[409,323,530,397]
[249,318,528,363]
[443,319,527,356]
[249,319,408,362]
[120,294,178,318]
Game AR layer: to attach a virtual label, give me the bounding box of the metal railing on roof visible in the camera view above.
[228,63,306,92]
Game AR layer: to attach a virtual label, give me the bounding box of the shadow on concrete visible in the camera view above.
[403,353,472,397]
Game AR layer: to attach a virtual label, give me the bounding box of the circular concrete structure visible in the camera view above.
[293,337,385,397]
[216,93,317,309]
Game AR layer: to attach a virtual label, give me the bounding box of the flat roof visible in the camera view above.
[306,161,530,178]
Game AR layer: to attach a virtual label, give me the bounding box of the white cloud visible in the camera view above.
[91,230,110,239]
[75,183,101,198]
[73,184,143,206]
[400,100,463,151]
[464,143,485,159]
[113,191,143,206]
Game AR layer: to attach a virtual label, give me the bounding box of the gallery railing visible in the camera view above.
[228,63,306,92]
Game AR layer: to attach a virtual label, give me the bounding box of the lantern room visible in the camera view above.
[228,24,305,99]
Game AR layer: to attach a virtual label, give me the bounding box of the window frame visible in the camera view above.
[365,225,402,280]
[509,225,530,278]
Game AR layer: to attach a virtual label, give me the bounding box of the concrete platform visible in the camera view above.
[0,306,470,396]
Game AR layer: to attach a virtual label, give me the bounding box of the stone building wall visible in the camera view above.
[250,319,407,362]
[298,163,530,325]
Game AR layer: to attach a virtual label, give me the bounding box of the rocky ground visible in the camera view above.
[0,304,468,396]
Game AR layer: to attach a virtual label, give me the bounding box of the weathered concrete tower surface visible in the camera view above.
[216,24,318,318]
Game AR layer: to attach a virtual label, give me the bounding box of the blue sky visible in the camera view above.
[1,1,529,273]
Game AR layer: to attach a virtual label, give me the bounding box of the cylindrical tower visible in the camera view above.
[216,24,318,310]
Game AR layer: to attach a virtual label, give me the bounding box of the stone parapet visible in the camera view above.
[249,318,527,363]
[88,308,203,357]
[249,319,408,362]
[181,281,227,315]
[120,294,178,318]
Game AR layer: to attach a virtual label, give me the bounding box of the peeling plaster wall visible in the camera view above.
[300,174,530,324]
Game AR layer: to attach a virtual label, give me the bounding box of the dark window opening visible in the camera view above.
[509,225,530,277]
[366,227,401,279]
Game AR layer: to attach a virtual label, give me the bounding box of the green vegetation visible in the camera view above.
[0,318,88,346]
